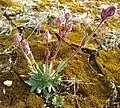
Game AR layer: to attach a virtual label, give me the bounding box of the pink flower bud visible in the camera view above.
[21,40,29,47]
[44,31,52,40]
[65,13,72,21]
[45,48,50,58]
[14,34,22,43]
[65,24,72,32]
[56,17,62,27]
[101,5,116,20]
[21,40,31,55]
[60,30,68,38]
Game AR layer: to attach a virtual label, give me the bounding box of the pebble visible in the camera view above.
[3,88,5,94]
[117,86,120,88]
[3,80,13,87]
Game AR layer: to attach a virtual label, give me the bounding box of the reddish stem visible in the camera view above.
[45,39,49,75]
[52,19,104,76]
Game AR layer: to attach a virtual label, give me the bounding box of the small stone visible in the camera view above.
[117,86,120,88]
[98,74,104,77]
[3,88,5,94]
[3,80,13,87]
[20,75,25,77]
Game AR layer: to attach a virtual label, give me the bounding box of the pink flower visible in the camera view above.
[44,31,52,40]
[65,24,72,32]
[56,17,62,27]
[65,13,72,21]
[14,34,22,43]
[101,5,116,20]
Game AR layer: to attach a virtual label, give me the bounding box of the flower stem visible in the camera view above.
[51,19,68,62]
[53,20,104,76]
[51,41,62,62]
[20,41,40,74]
[45,39,49,75]
[19,44,35,72]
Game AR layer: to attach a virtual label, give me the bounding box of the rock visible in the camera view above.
[3,88,6,94]
[3,80,13,87]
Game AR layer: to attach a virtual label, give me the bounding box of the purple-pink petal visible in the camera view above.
[65,24,72,32]
[65,13,72,21]
[56,17,62,27]
[101,5,116,20]
[14,34,22,43]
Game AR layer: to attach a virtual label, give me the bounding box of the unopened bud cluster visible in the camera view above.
[56,13,73,39]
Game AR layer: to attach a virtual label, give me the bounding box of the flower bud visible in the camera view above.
[45,48,50,58]
[56,17,62,27]
[60,30,68,38]
[65,24,72,32]
[65,13,72,21]
[101,5,116,20]
[21,40,31,55]
[14,34,22,43]
[44,31,52,40]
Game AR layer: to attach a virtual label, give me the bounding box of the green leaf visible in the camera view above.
[25,79,37,86]
[57,59,68,73]
[53,74,61,82]
[39,66,44,73]
[32,73,42,81]
[43,64,46,73]
[42,87,48,96]
[30,85,38,92]
[47,83,56,93]
[25,79,40,92]
[37,68,43,73]
[53,95,64,106]
[51,84,56,92]
[55,96,64,105]
[37,69,43,78]
[49,62,53,73]
[48,84,52,93]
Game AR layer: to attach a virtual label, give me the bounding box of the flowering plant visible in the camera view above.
[13,6,116,107]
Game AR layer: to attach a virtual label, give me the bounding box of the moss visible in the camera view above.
[13,101,26,108]
[0,0,20,8]
[67,29,83,45]
[62,53,112,107]
[26,93,44,108]
[11,93,44,108]
[97,49,120,83]
[59,0,74,4]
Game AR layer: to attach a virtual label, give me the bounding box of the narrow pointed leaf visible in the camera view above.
[49,62,53,73]
[25,79,37,86]
[57,59,68,73]
[30,85,38,92]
